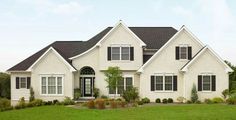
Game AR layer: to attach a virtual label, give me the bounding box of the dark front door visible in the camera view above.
[83,77,92,97]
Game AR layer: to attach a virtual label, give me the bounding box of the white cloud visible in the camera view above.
[52,1,93,15]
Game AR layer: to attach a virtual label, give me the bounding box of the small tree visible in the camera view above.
[104,66,122,98]
[191,84,198,103]
[29,87,35,102]
[122,86,139,103]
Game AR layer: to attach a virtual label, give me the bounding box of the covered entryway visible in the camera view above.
[80,66,95,97]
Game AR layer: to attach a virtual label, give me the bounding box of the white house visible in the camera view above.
[7,21,233,105]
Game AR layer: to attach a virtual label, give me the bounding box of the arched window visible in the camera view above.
[80,67,95,75]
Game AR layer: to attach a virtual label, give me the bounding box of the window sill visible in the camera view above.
[201,91,213,93]
[179,59,188,62]
[40,94,64,97]
[109,60,132,63]
[153,91,175,93]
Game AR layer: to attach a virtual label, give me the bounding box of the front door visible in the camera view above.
[83,77,92,97]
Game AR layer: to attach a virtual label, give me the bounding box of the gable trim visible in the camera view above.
[26,47,76,72]
[137,26,204,73]
[69,20,146,60]
[181,45,233,73]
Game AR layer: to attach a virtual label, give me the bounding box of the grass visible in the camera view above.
[0,104,236,120]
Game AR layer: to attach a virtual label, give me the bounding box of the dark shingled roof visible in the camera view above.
[8,27,177,71]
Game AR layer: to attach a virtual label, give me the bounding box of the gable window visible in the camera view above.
[41,75,63,95]
[108,45,134,61]
[198,74,216,92]
[16,77,31,89]
[176,45,192,60]
[151,74,177,92]
[180,46,187,59]
[109,76,133,95]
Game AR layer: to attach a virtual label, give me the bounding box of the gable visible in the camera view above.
[138,26,204,73]
[181,46,233,73]
[27,47,76,72]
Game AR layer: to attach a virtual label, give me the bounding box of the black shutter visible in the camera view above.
[27,77,31,89]
[16,77,19,89]
[173,76,177,91]
[198,75,202,91]
[176,47,179,60]
[188,46,192,60]
[107,47,111,61]
[130,47,134,61]
[151,76,155,91]
[212,75,216,91]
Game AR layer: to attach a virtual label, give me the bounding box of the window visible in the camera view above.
[111,45,130,60]
[180,46,188,59]
[154,75,173,91]
[202,75,211,91]
[109,77,133,95]
[155,76,163,90]
[41,75,63,95]
[19,77,27,89]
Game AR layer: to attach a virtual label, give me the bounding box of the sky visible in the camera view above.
[0,0,236,72]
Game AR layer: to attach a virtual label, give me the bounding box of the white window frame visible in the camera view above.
[111,44,130,61]
[109,75,134,96]
[201,74,212,92]
[40,74,64,96]
[179,45,188,60]
[154,73,174,92]
[19,77,27,89]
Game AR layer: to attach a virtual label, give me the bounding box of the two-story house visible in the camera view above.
[7,21,233,104]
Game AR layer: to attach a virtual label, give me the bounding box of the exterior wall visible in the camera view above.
[31,49,73,101]
[184,50,228,101]
[11,72,31,105]
[99,24,143,70]
[139,30,203,102]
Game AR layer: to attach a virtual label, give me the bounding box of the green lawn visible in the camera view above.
[0,104,236,120]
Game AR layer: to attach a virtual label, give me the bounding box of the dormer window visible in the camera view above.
[176,45,192,60]
[107,45,134,61]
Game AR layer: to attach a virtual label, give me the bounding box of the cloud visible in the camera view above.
[52,1,93,15]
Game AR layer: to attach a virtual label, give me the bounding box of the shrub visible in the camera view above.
[46,101,53,105]
[16,97,26,109]
[212,97,224,103]
[137,100,144,105]
[0,73,10,99]
[222,89,229,99]
[93,88,100,98]
[155,98,161,103]
[29,87,35,102]
[87,100,95,109]
[74,88,81,100]
[116,98,122,101]
[30,99,43,106]
[63,97,75,105]
[162,98,168,104]
[1,106,13,112]
[204,99,213,104]
[186,100,192,104]
[167,98,173,103]
[196,100,201,104]
[226,93,236,104]
[132,102,138,107]
[110,101,118,109]
[0,98,10,108]
[53,99,59,105]
[141,97,150,104]
[119,101,127,107]
[191,84,198,103]
[177,96,186,103]
[122,87,139,103]
[95,99,105,109]
[101,95,108,99]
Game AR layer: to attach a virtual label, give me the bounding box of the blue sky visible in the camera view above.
[0,0,236,72]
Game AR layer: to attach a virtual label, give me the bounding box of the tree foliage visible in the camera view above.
[191,84,198,103]
[0,72,10,99]
[225,61,236,91]
[104,66,122,94]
